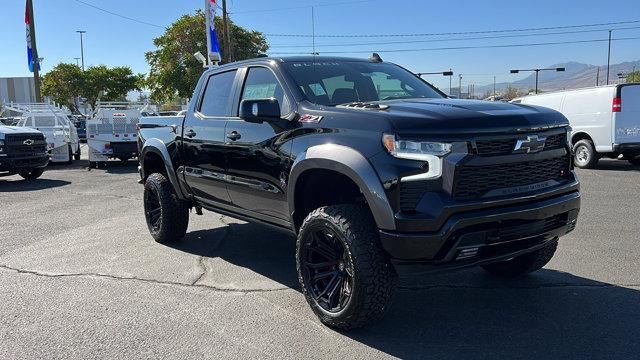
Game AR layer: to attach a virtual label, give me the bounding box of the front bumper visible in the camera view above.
[380,187,580,276]
[0,154,49,173]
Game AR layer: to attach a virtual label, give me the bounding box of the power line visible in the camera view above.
[71,0,166,29]
[269,26,640,48]
[266,19,640,38]
[269,36,640,55]
[230,0,373,14]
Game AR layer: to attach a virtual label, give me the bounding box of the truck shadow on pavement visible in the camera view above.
[590,159,640,172]
[171,222,640,359]
[0,178,70,192]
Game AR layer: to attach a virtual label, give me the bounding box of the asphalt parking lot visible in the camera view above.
[1,145,639,359]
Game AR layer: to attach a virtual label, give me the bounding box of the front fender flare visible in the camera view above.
[288,144,396,231]
[140,138,186,200]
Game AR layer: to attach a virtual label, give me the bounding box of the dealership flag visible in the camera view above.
[25,1,39,72]
[206,0,222,62]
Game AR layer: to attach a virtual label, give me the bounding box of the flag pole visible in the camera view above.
[26,0,41,101]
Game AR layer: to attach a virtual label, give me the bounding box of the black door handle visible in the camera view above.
[185,129,196,138]
[226,131,241,141]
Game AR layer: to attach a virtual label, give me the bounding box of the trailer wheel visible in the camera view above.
[66,145,73,164]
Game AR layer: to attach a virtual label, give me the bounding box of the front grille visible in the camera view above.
[453,156,570,198]
[474,132,566,156]
[4,134,47,157]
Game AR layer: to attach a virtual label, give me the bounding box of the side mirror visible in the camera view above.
[239,98,281,123]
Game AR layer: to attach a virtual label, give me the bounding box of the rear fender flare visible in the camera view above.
[288,144,396,231]
[140,138,186,200]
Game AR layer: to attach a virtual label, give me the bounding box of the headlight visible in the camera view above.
[0,139,4,153]
[382,134,451,180]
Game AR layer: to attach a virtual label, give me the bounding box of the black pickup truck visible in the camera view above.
[137,56,581,329]
[0,125,49,180]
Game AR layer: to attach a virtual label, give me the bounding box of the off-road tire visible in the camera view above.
[296,204,397,330]
[143,173,189,244]
[573,139,598,169]
[66,145,74,164]
[18,168,45,180]
[481,240,558,277]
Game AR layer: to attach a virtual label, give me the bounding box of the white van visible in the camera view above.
[9,103,81,163]
[512,83,640,168]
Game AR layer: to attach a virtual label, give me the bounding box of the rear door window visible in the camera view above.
[621,85,640,112]
[199,70,237,117]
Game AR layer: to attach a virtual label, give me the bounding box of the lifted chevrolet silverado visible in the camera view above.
[0,125,49,180]
[137,56,581,329]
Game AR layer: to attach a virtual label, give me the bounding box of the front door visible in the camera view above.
[182,69,239,206]
[224,66,294,222]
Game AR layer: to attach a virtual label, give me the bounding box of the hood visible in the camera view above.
[0,125,43,136]
[378,98,568,135]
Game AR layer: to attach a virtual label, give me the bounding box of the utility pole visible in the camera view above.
[458,74,462,98]
[606,30,612,85]
[596,66,600,86]
[493,76,496,97]
[449,69,452,95]
[74,57,81,67]
[311,6,316,55]
[221,0,233,63]
[27,0,41,102]
[76,30,86,71]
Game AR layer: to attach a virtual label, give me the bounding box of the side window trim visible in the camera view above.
[195,68,241,119]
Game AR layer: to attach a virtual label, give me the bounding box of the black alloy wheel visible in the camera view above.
[300,226,354,313]
[144,184,162,233]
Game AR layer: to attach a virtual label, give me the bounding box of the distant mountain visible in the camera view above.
[475,60,640,96]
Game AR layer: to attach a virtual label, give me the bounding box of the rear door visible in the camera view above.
[224,66,294,223]
[614,84,640,145]
[182,69,239,206]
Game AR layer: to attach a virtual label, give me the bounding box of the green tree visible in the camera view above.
[82,65,143,109]
[41,63,84,112]
[145,10,268,103]
[627,71,640,83]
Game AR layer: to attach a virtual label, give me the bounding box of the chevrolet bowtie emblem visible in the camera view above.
[23,139,34,146]
[514,135,546,153]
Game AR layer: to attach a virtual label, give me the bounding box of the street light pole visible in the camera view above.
[510,67,565,94]
[76,30,86,71]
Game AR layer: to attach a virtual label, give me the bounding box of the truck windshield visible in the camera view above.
[284,61,445,106]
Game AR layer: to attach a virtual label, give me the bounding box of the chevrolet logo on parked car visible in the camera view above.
[23,139,34,146]
[514,135,546,153]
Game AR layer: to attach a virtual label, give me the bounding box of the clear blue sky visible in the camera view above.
[1,0,639,90]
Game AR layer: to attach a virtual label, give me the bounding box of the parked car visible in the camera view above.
[137,56,581,329]
[512,83,640,168]
[0,124,49,179]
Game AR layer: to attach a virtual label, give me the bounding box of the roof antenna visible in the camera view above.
[370,53,383,63]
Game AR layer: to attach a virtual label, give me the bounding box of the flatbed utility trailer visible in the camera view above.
[86,101,149,167]
[8,102,80,163]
